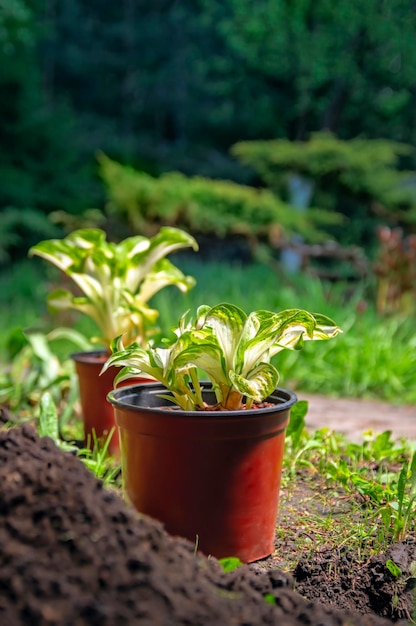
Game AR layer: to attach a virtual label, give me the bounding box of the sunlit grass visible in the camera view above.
[2,257,415,404]
[153,258,416,404]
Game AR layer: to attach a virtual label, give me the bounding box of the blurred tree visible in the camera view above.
[97,152,343,259]
[3,0,416,262]
[34,0,416,178]
[37,0,210,171]
[232,132,416,250]
[0,0,97,260]
[12,0,416,177]
[199,0,416,144]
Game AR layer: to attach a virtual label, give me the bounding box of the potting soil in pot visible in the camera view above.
[0,421,409,626]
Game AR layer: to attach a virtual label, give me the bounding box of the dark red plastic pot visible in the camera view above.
[108,382,297,562]
[72,351,152,457]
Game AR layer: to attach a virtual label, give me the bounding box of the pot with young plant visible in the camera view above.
[29,227,198,455]
[103,303,342,562]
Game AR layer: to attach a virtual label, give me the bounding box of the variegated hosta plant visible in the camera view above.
[103,303,342,411]
[29,227,198,348]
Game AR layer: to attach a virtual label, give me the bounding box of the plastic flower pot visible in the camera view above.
[72,351,152,457]
[108,382,297,562]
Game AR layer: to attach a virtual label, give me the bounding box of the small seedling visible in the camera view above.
[263,593,277,605]
[38,392,78,453]
[78,430,121,487]
[218,557,243,573]
[386,559,402,578]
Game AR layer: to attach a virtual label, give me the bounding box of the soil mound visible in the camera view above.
[0,424,407,625]
[294,543,416,623]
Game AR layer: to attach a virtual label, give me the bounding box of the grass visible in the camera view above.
[2,257,416,403]
[0,260,49,351]
[276,418,415,570]
[153,257,416,404]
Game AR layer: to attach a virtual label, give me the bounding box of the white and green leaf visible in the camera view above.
[30,227,198,347]
[105,303,342,411]
[229,362,279,403]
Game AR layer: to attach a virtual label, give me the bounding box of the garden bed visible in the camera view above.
[0,419,412,626]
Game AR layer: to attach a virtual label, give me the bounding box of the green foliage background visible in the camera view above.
[2,0,416,260]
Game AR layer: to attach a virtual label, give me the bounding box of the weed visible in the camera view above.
[77,430,121,487]
[279,419,416,566]
[218,557,243,573]
[38,392,77,453]
[38,391,121,487]
[387,451,416,542]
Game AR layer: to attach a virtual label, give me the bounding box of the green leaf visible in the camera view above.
[218,556,243,572]
[229,362,279,403]
[39,392,59,443]
[202,303,247,373]
[286,400,308,451]
[30,227,198,347]
[409,451,416,493]
[47,327,94,351]
[386,559,402,578]
[263,593,276,605]
[105,302,342,410]
[397,461,409,514]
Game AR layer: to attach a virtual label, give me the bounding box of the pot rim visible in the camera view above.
[107,381,297,417]
[71,349,110,364]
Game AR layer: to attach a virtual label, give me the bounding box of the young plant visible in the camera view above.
[29,227,198,348]
[388,451,416,542]
[0,327,85,415]
[326,445,416,544]
[39,392,121,485]
[103,303,342,411]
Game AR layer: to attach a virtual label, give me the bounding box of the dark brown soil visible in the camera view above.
[0,421,412,626]
[293,542,416,623]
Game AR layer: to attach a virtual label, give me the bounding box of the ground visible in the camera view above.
[0,396,415,625]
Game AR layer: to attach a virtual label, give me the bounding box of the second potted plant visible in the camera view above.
[104,303,342,562]
[29,226,198,455]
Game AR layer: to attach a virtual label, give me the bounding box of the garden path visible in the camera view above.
[298,392,416,442]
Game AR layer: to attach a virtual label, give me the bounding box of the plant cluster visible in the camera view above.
[104,303,341,411]
[325,449,416,544]
[282,415,416,559]
[29,226,198,348]
[0,328,85,419]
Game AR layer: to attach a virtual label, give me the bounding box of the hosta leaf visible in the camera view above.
[104,302,342,411]
[125,227,198,292]
[306,312,343,340]
[170,330,229,387]
[29,240,76,273]
[30,227,197,347]
[229,362,279,403]
[66,229,107,249]
[269,310,342,356]
[237,309,315,371]
[202,303,247,373]
[237,309,296,373]
[138,259,196,302]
